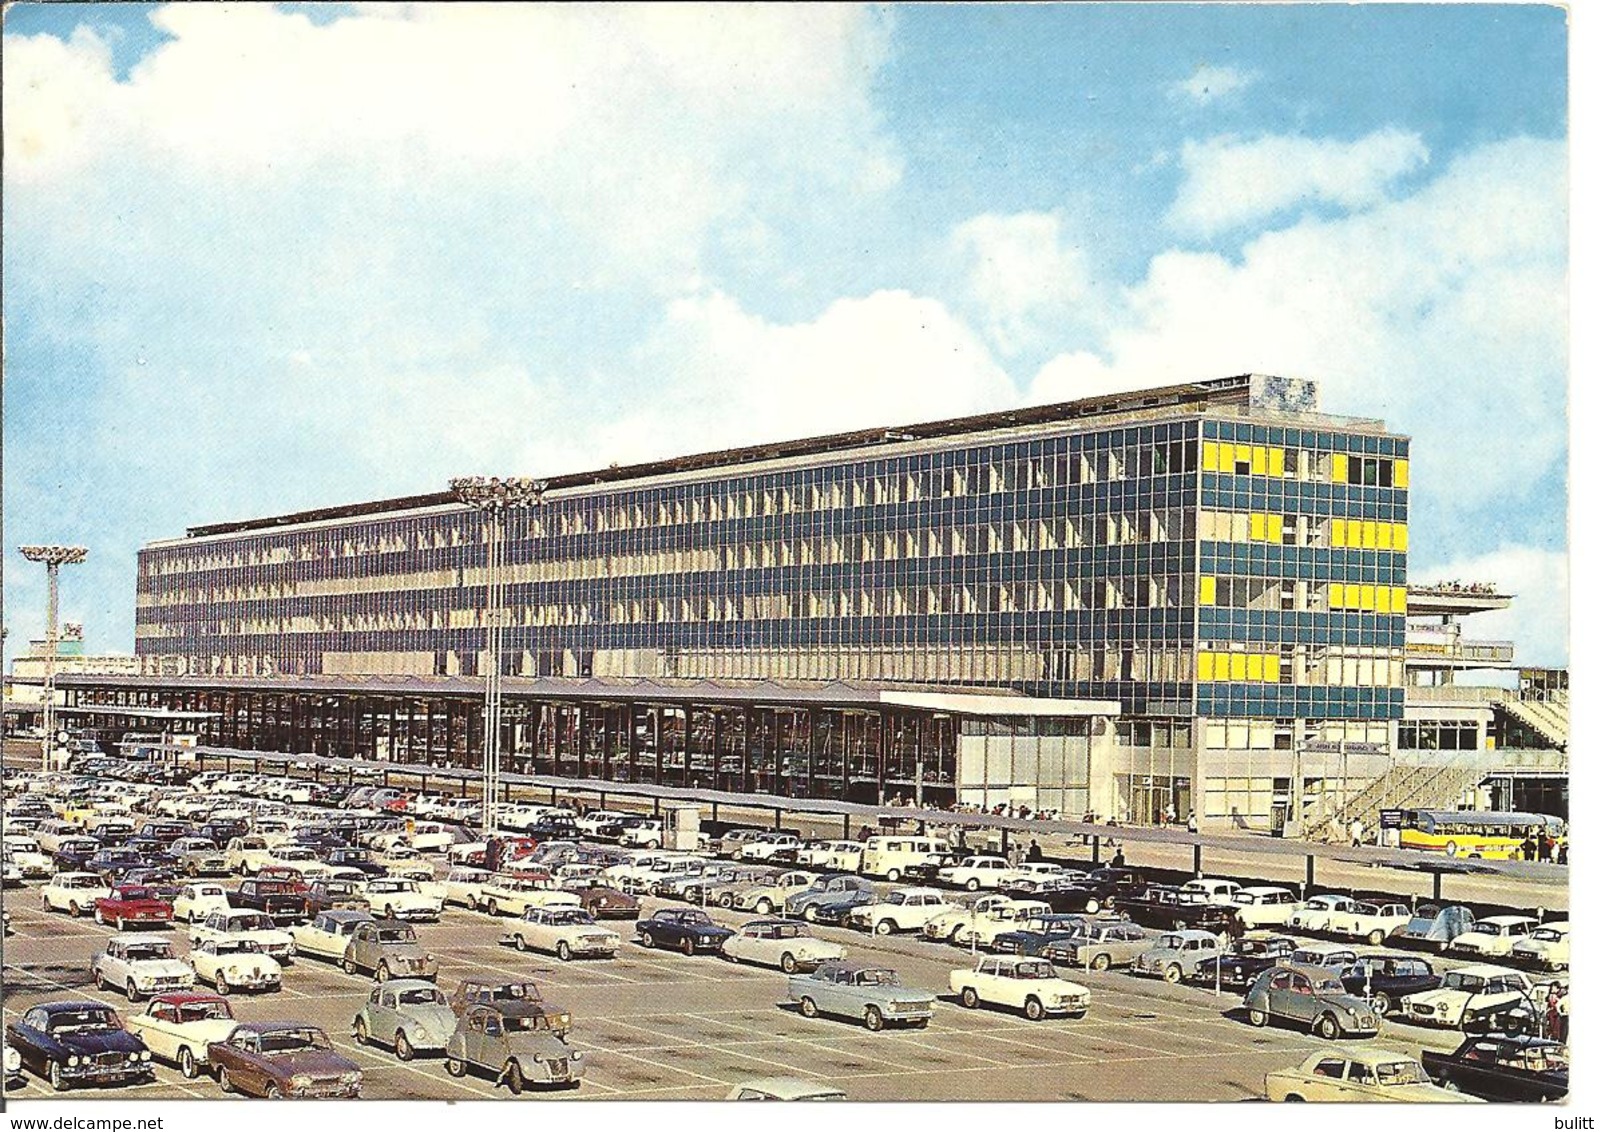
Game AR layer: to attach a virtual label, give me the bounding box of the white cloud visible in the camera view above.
[1167,129,1430,237]
[949,211,1100,356]
[1413,545,1568,667]
[1168,64,1258,104]
[1029,137,1567,538]
[596,288,1017,463]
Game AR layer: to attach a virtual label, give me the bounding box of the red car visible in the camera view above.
[95,885,175,929]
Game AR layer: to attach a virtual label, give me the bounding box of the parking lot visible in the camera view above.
[2,879,1481,1103]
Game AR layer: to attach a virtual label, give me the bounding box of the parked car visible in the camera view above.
[1399,903,1477,950]
[567,882,641,921]
[502,906,622,961]
[1116,886,1236,932]
[738,832,804,862]
[786,961,934,1030]
[635,907,735,955]
[844,888,955,935]
[1194,936,1298,989]
[187,939,283,996]
[5,1001,153,1092]
[208,1021,362,1098]
[94,884,174,929]
[1131,930,1225,983]
[785,874,877,922]
[1450,916,1542,959]
[353,979,458,1060]
[993,913,1105,957]
[40,871,112,917]
[360,876,443,922]
[1338,955,1442,1017]
[1400,964,1537,1029]
[794,840,864,872]
[189,909,296,962]
[721,919,844,973]
[1049,921,1154,971]
[949,956,1091,1020]
[176,839,231,878]
[447,979,571,1037]
[1265,1049,1478,1103]
[121,993,237,1080]
[1286,893,1357,934]
[291,909,375,964]
[937,855,1015,891]
[730,870,812,914]
[341,919,439,981]
[1179,877,1243,906]
[444,1003,584,1093]
[1325,900,1414,946]
[92,933,195,1000]
[1244,964,1381,1039]
[231,877,308,924]
[922,893,1018,944]
[1420,1034,1568,1102]
[1229,887,1300,929]
[1509,921,1570,971]
[1290,942,1361,970]
[305,877,369,915]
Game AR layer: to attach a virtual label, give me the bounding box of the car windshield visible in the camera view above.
[1444,972,1488,992]
[216,940,258,955]
[370,880,409,892]
[376,928,416,943]
[1374,1060,1430,1086]
[50,1009,118,1033]
[121,887,156,901]
[1313,977,1345,994]
[125,944,174,961]
[1470,923,1501,935]
[484,983,543,1003]
[232,914,273,931]
[398,987,446,1006]
[177,1001,233,1023]
[259,1029,328,1054]
[1531,928,1564,942]
[1012,961,1056,979]
[501,1014,543,1033]
[855,969,900,987]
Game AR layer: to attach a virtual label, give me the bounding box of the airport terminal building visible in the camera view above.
[63,374,1439,827]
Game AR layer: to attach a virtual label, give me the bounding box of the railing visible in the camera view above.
[1405,685,1515,705]
[1405,639,1516,664]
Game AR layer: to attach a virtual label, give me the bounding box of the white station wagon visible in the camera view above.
[846,888,955,935]
[501,906,621,961]
[40,871,111,917]
[1450,916,1542,959]
[92,934,195,1001]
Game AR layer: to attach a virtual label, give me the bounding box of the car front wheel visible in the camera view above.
[1370,993,1391,1017]
[639,931,656,949]
[864,1006,885,1032]
[513,934,528,952]
[395,1031,414,1061]
[218,1067,235,1094]
[780,952,798,974]
[875,919,896,936]
[216,974,231,996]
[1314,1014,1341,1040]
[178,1047,199,1079]
[799,996,819,1019]
[1163,964,1183,984]
[557,941,573,962]
[680,936,695,957]
[754,898,773,915]
[48,1060,68,1092]
[960,987,980,1009]
[503,1060,525,1095]
[1091,953,1112,971]
[1024,997,1045,1021]
[445,1057,466,1078]
[1247,1008,1268,1027]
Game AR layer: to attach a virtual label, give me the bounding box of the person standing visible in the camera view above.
[1026,838,1043,863]
[1546,982,1564,1040]
[1349,818,1364,847]
[1186,812,1198,834]
[1521,833,1537,861]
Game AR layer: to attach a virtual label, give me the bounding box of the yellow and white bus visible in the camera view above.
[1398,809,1564,860]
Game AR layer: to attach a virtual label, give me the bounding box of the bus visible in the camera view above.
[1398,809,1565,860]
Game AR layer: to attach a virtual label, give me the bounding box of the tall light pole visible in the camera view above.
[18,545,88,767]
[449,477,544,837]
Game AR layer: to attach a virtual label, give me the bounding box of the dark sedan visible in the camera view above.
[5,1001,153,1092]
[1195,935,1298,990]
[52,837,103,872]
[635,908,735,955]
[326,848,387,877]
[1339,955,1442,1016]
[1421,1035,1567,1102]
[208,1022,362,1098]
[568,884,640,920]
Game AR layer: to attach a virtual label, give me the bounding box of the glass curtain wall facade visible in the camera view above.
[129,376,1410,825]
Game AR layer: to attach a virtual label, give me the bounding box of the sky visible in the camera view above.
[2,2,1571,670]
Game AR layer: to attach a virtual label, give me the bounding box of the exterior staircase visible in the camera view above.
[1302,759,1488,841]
[1495,692,1569,750]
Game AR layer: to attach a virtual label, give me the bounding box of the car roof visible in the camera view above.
[318,910,376,923]
[469,1000,546,1020]
[376,978,439,993]
[1160,930,1221,942]
[1294,941,1354,954]
[1315,1046,1423,1068]
[813,959,895,976]
[1476,915,1539,926]
[40,1000,115,1014]
[1238,885,1293,895]
[735,1076,847,1097]
[149,992,229,1007]
[232,1021,327,1035]
[887,887,945,898]
[1528,921,1570,932]
[1273,963,1349,981]
[1448,963,1526,977]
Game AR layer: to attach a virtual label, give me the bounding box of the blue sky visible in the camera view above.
[3,3,1569,668]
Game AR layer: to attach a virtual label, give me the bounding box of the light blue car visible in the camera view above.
[786,960,935,1031]
[353,978,457,1061]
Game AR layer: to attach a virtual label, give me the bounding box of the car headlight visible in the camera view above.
[290,1075,313,1089]
[340,1071,362,1084]
[425,953,436,962]
[68,1056,81,1067]
[571,1050,584,1060]
[557,1013,572,1027]
[127,1052,140,1064]
[140,1050,152,1061]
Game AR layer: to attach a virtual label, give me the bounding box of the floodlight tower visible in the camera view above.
[18,545,88,766]
[448,477,545,836]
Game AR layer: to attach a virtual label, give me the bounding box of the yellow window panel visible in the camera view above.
[1393,523,1409,551]
[1264,654,1282,683]
[1269,447,1286,478]
[1249,513,1267,541]
[1246,654,1264,681]
[1229,653,1248,681]
[1251,446,1268,475]
[1199,575,1217,605]
[1235,443,1253,467]
[1268,514,1284,543]
[1345,583,1362,608]
[1361,520,1378,549]
[1376,523,1394,551]
[1331,519,1347,548]
[1197,651,1215,681]
[1327,584,1343,610]
[1392,586,1409,613]
[1359,584,1375,610]
[1331,452,1349,483]
[1394,458,1410,487]
[1202,441,1219,471]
